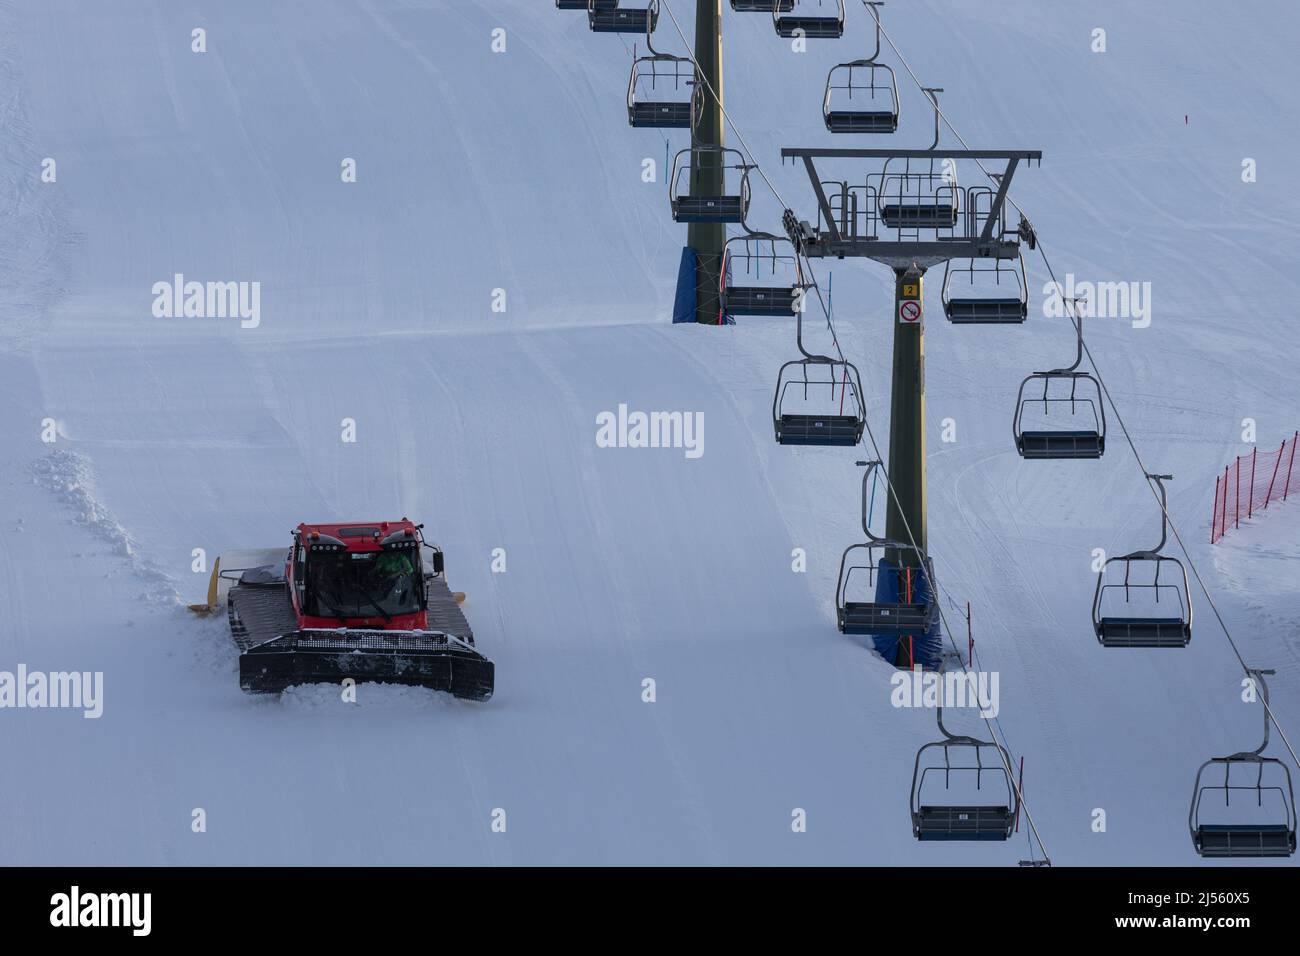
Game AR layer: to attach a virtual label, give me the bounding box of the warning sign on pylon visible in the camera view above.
[899,299,922,324]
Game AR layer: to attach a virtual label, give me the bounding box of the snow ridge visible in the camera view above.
[29,449,179,607]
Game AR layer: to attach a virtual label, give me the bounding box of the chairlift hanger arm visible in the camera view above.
[862,0,885,62]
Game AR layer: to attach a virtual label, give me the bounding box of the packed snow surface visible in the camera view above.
[0,0,1297,864]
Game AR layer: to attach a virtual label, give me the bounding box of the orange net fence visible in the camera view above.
[1211,432,1299,543]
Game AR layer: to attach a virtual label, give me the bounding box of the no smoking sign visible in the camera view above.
[899,299,922,324]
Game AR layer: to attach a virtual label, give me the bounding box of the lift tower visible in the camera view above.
[688,0,725,324]
[782,136,1040,666]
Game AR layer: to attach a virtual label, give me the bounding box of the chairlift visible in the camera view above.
[910,697,1018,841]
[720,233,806,319]
[1012,302,1105,458]
[669,146,754,224]
[1092,474,1192,648]
[835,460,938,638]
[876,89,958,230]
[772,305,864,445]
[1190,670,1296,858]
[774,0,845,39]
[627,34,699,129]
[941,254,1028,324]
[823,3,898,134]
[589,0,658,34]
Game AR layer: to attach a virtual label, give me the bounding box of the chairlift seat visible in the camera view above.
[590,7,656,33]
[1193,824,1295,858]
[880,203,958,229]
[1096,616,1190,648]
[672,195,747,223]
[723,286,798,317]
[838,600,933,637]
[733,0,794,10]
[1016,430,1104,460]
[776,413,862,446]
[629,101,693,128]
[775,16,844,39]
[913,806,1015,842]
[558,0,604,9]
[945,297,1027,324]
[825,110,897,134]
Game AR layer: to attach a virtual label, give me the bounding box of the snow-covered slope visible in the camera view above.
[1,0,1297,865]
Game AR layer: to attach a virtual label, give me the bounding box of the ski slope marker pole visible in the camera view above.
[966,601,973,668]
[1264,438,1284,510]
[1284,431,1298,502]
[1249,447,1257,518]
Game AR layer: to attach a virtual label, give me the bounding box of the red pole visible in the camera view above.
[1248,447,1257,518]
[1212,474,1220,543]
[1285,431,1299,502]
[1235,456,1241,529]
[1264,438,1285,511]
[1216,468,1227,535]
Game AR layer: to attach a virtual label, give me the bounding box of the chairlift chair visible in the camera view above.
[773,360,865,445]
[558,0,611,10]
[942,254,1028,324]
[731,0,794,11]
[911,701,1018,841]
[771,304,865,445]
[875,90,958,230]
[627,36,699,129]
[720,233,806,319]
[1190,670,1296,858]
[669,146,754,224]
[1092,474,1192,648]
[774,0,846,39]
[589,0,658,34]
[1013,303,1106,458]
[835,461,938,637]
[823,3,898,134]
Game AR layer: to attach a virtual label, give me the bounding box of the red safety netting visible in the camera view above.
[1211,431,1299,543]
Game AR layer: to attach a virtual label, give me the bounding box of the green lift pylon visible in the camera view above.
[885,264,927,560]
[689,0,725,325]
